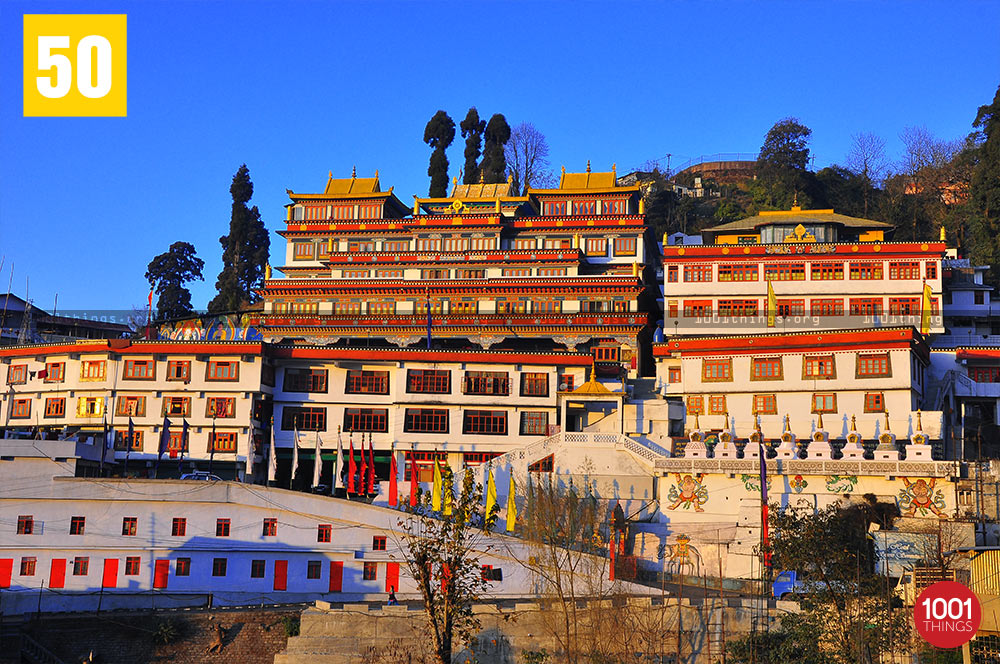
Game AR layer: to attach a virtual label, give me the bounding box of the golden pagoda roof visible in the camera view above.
[703,207,893,233]
[324,168,380,195]
[451,180,513,199]
[571,370,616,395]
[528,161,639,195]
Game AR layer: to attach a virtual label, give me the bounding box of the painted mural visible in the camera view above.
[739,473,772,493]
[664,534,701,574]
[158,314,264,341]
[826,475,858,493]
[667,473,708,512]
[789,474,808,493]
[898,478,947,518]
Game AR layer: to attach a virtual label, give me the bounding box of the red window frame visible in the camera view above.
[175,558,191,576]
[708,395,727,414]
[594,346,619,362]
[116,396,146,417]
[124,359,155,380]
[10,399,30,418]
[849,262,883,280]
[775,299,805,316]
[124,556,141,576]
[811,393,837,413]
[970,367,1000,383]
[171,518,186,537]
[558,374,575,391]
[6,364,27,384]
[803,356,836,379]
[207,360,239,381]
[888,261,921,280]
[849,298,883,316]
[122,517,137,536]
[889,298,920,315]
[718,265,758,282]
[683,265,713,282]
[520,411,550,435]
[307,560,322,579]
[317,524,332,542]
[343,408,388,433]
[216,518,231,537]
[404,409,449,434]
[613,237,637,256]
[162,396,190,417]
[282,406,327,431]
[753,394,777,415]
[407,369,450,394]
[166,360,190,381]
[462,452,501,466]
[667,266,678,282]
[345,370,389,394]
[857,354,891,377]
[574,200,597,215]
[73,557,89,576]
[810,263,844,280]
[864,392,885,413]
[80,360,106,380]
[702,358,732,381]
[926,262,938,279]
[520,372,549,397]
[20,557,36,577]
[668,367,681,383]
[404,451,448,481]
[718,299,758,316]
[463,371,510,396]
[262,518,277,537]
[687,396,704,415]
[751,358,782,380]
[209,431,238,452]
[44,362,65,383]
[17,515,33,535]
[463,410,508,435]
[528,454,554,472]
[206,397,236,418]
[810,298,844,317]
[764,263,805,281]
[212,558,227,577]
[115,429,143,451]
[683,300,712,317]
[363,562,378,581]
[372,536,387,551]
[284,368,328,393]
[584,238,607,255]
[70,516,85,535]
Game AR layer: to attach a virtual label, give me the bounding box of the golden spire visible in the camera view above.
[453,176,458,185]
[694,411,700,430]
[479,169,485,184]
[265,263,272,280]
[586,159,591,173]
[916,410,923,431]
[850,415,857,431]
[884,410,891,432]
[507,172,514,185]
[817,411,824,429]
[783,414,790,432]
[328,170,333,179]
[612,162,616,175]
[561,165,566,174]
[792,192,798,208]
[351,165,356,178]
[374,169,379,179]
[939,226,946,242]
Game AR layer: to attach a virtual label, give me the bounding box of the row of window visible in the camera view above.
[335,267,575,280]
[686,392,885,415]
[539,199,630,216]
[282,368,554,397]
[5,359,238,385]
[672,297,939,318]
[676,353,893,384]
[667,261,938,283]
[272,297,628,316]
[111,429,240,453]
[7,395,240,423]
[292,203,383,221]
[282,406,553,436]
[291,235,637,259]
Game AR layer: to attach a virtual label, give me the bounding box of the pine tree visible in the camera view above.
[424,111,456,197]
[480,114,511,184]
[208,164,270,313]
[145,242,204,320]
[460,108,485,185]
[972,85,1000,284]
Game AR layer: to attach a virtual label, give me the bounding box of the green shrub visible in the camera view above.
[281,615,300,637]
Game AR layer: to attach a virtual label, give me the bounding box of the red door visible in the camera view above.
[273,559,287,591]
[329,561,343,592]
[384,562,399,593]
[153,559,170,589]
[49,559,66,589]
[102,558,119,588]
[0,559,12,588]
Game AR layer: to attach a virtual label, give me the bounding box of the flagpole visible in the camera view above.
[425,287,432,350]
[208,412,216,476]
[267,417,277,486]
[333,426,343,496]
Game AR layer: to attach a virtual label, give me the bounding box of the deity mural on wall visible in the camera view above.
[159,313,263,341]
[740,474,772,493]
[667,473,708,512]
[898,478,947,518]
[826,475,858,493]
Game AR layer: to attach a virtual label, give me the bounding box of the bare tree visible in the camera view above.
[504,122,556,194]
[846,133,889,216]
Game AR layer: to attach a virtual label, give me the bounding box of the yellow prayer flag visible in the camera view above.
[767,280,776,328]
[485,467,497,519]
[920,282,933,335]
[443,470,453,516]
[432,462,442,511]
[506,475,517,533]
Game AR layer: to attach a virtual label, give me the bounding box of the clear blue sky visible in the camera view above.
[2,1,998,313]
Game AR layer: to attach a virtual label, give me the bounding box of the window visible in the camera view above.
[888,261,921,280]
[363,562,378,581]
[976,291,986,305]
[667,266,678,282]
[594,346,620,362]
[463,410,508,435]
[683,300,712,317]
[207,360,239,381]
[17,515,33,535]
[307,561,322,579]
[497,299,527,314]
[70,516,85,535]
[125,557,141,576]
[455,269,486,279]
[501,268,531,277]
[376,269,405,279]
[162,396,190,417]
[753,394,777,415]
[585,238,607,256]
[889,297,921,315]
[441,237,468,252]
[751,358,783,380]
[317,524,332,543]
[717,299,758,316]
[452,301,479,314]
[115,395,146,417]
[613,237,637,256]
[216,518,231,537]
[849,298,883,316]
[970,367,1000,383]
[176,558,191,576]
[803,356,836,379]
[702,359,732,382]
[171,518,186,537]
[43,362,65,383]
[521,373,549,397]
[80,360,106,380]
[421,269,450,280]
[206,397,236,418]
[718,265,758,281]
[857,354,891,378]
[811,298,844,317]
[404,451,448,481]
[293,242,315,260]
[122,517,137,536]
[407,369,450,394]
[812,393,837,413]
[668,367,681,383]
[864,392,885,413]
[115,429,143,451]
[21,557,36,576]
[520,411,550,436]
[372,536,387,551]
[212,558,227,577]
[687,396,704,415]
[764,264,806,281]
[464,371,510,396]
[10,399,30,418]
[810,263,843,280]
[368,301,396,315]
[775,299,805,316]
[45,397,66,417]
[574,200,597,215]
[262,518,277,537]
[416,238,440,251]
[284,368,328,393]
[926,262,938,279]
[463,452,501,466]
[849,262,883,280]
[332,301,361,315]
[344,370,389,395]
[343,408,388,433]
[470,236,494,251]
[348,240,376,252]
[404,409,449,434]
[167,360,190,381]
[124,359,155,380]
[542,201,567,216]
[282,406,327,431]
[513,238,536,250]
[604,199,627,214]
[708,395,727,414]
[209,431,238,452]
[383,240,408,252]
[77,397,104,417]
[528,454,554,472]
[6,364,27,384]
[683,265,713,282]
[343,270,369,279]
[537,267,567,277]
[558,374,575,391]
[73,557,89,576]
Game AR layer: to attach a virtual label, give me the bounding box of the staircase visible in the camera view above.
[486,431,670,474]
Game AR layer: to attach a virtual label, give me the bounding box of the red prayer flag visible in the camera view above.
[409,452,418,507]
[609,531,616,581]
[357,438,367,495]
[366,436,375,494]
[347,437,357,494]
[388,448,398,507]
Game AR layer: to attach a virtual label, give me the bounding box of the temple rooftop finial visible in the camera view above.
[351,165,356,178]
[586,159,591,173]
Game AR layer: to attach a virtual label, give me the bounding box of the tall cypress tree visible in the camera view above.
[460,108,485,184]
[424,111,456,197]
[972,86,1000,285]
[146,242,204,320]
[207,164,270,312]
[480,114,511,184]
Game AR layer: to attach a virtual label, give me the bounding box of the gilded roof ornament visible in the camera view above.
[351,165,356,178]
[850,415,857,431]
[884,410,891,432]
[916,410,923,431]
[586,160,591,173]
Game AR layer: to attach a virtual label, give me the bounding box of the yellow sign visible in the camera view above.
[23,14,127,117]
